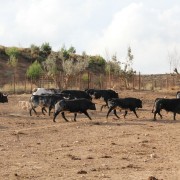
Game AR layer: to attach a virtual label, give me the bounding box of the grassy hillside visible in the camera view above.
[0,46,34,86]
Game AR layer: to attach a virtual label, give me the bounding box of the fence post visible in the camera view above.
[24,76,26,93]
[151,75,154,91]
[166,74,169,90]
[31,77,32,92]
[87,71,90,89]
[13,74,15,94]
[138,72,141,91]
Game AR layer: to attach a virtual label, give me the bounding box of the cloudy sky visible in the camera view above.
[0,0,180,74]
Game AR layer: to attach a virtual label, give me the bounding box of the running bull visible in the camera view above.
[153,98,180,120]
[53,98,96,122]
[106,97,142,119]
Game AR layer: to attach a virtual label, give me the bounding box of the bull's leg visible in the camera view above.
[42,107,46,115]
[158,112,162,119]
[113,109,120,119]
[30,107,37,116]
[132,110,139,118]
[49,106,53,116]
[100,104,106,111]
[83,111,92,120]
[154,110,162,120]
[124,110,128,118]
[106,106,114,119]
[153,112,157,120]
[73,113,77,121]
[173,112,176,120]
[53,111,60,122]
[61,112,69,122]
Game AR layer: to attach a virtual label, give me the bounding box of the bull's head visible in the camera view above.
[0,94,8,103]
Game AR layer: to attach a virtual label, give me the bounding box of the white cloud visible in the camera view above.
[0,0,180,74]
[87,2,180,74]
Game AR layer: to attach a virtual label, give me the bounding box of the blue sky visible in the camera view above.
[0,0,180,74]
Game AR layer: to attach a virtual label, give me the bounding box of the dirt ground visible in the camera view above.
[0,90,180,180]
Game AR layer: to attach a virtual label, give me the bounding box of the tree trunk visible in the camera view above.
[63,75,70,89]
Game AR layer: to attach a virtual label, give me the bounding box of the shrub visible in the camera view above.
[5,47,19,58]
[26,61,43,79]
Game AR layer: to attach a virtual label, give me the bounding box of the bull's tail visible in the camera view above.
[152,98,160,113]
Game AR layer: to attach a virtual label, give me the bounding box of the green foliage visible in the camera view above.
[7,55,18,68]
[105,54,121,75]
[88,55,106,73]
[40,42,52,58]
[68,46,76,53]
[105,61,121,75]
[30,44,40,58]
[60,45,69,60]
[123,46,134,76]
[62,56,89,76]
[5,47,19,58]
[42,53,62,77]
[89,55,105,66]
[82,73,89,82]
[26,60,43,79]
[59,45,76,60]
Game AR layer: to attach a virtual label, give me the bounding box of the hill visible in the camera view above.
[0,46,33,85]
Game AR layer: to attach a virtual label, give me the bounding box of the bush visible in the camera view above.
[26,61,43,79]
[40,42,52,57]
[5,47,19,58]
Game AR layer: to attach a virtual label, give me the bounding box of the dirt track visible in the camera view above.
[0,90,180,180]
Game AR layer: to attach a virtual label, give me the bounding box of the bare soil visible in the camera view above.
[0,90,180,180]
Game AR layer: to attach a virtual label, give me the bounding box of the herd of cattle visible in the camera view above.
[1,89,180,122]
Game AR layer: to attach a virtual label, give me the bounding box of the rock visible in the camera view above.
[150,153,157,158]
[148,176,158,180]
[77,170,87,174]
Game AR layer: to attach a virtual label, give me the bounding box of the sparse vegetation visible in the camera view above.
[0,44,138,90]
[26,60,43,79]
[5,47,19,58]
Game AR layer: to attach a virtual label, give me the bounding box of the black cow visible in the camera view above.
[153,98,180,120]
[106,97,142,119]
[61,90,92,101]
[0,92,8,103]
[85,89,119,111]
[53,98,96,122]
[29,93,72,116]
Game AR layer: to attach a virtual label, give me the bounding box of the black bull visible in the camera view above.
[153,98,180,120]
[53,98,96,122]
[106,97,142,119]
[0,92,8,103]
[85,89,119,111]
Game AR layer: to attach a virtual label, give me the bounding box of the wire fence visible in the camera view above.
[0,72,180,94]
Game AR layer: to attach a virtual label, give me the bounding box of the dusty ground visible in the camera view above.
[0,90,180,180]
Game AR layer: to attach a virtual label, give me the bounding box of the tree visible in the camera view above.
[6,47,19,93]
[5,47,19,58]
[30,44,40,59]
[40,42,52,59]
[105,54,121,75]
[68,46,76,54]
[120,46,135,88]
[26,60,43,79]
[42,52,63,88]
[105,53,121,88]
[62,54,89,89]
[167,48,180,74]
[59,45,76,60]
[88,55,106,73]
